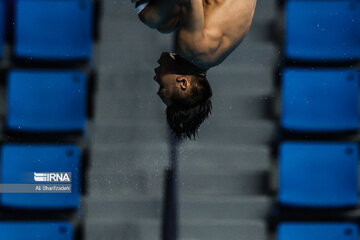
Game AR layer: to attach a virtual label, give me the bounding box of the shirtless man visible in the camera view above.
[135,0,257,139]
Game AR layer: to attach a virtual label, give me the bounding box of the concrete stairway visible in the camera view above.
[84,0,276,239]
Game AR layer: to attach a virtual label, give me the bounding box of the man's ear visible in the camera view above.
[176,76,190,90]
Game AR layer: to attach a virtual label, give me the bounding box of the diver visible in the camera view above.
[135,0,257,139]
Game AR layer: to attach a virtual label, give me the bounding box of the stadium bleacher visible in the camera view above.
[0,0,359,239]
[0,0,95,238]
[275,0,360,238]
[83,0,360,239]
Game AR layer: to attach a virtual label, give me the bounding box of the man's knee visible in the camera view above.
[156,15,180,33]
[136,4,164,29]
[135,0,156,27]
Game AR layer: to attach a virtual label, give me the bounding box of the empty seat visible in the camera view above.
[14,0,93,60]
[7,70,87,132]
[285,0,360,61]
[278,223,358,240]
[279,142,358,207]
[0,222,73,239]
[281,68,359,132]
[0,144,81,209]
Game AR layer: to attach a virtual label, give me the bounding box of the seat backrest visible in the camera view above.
[281,68,359,132]
[285,0,360,61]
[14,0,93,60]
[7,70,87,132]
[279,142,358,207]
[0,144,81,209]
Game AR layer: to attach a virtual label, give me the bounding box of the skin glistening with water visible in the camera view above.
[136,0,257,139]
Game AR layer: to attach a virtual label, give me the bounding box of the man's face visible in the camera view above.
[154,52,180,106]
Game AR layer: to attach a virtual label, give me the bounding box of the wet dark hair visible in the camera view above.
[166,74,213,140]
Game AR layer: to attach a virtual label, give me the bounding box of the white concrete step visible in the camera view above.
[87,169,269,197]
[84,195,271,221]
[85,218,266,240]
[89,143,270,173]
[92,120,275,146]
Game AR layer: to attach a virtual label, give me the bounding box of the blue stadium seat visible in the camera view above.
[281,68,359,132]
[0,144,81,209]
[0,222,73,239]
[285,0,360,61]
[7,70,87,132]
[14,0,93,60]
[278,223,358,240]
[279,142,358,207]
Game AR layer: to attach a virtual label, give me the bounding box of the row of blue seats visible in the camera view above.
[276,0,359,238]
[0,144,81,209]
[284,0,360,62]
[0,0,93,60]
[6,70,87,133]
[279,0,359,209]
[0,1,91,237]
[0,141,356,210]
[281,68,359,133]
[0,221,356,240]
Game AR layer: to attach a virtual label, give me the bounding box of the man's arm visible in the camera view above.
[137,0,181,30]
[177,0,218,60]
[178,0,204,36]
